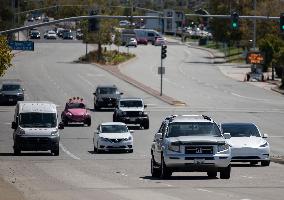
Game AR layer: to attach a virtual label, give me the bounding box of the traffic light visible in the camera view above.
[231,12,239,30]
[88,10,100,32]
[280,13,284,33]
[161,45,167,59]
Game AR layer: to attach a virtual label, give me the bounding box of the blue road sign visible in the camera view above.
[8,40,34,51]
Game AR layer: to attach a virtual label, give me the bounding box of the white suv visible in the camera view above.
[151,115,232,179]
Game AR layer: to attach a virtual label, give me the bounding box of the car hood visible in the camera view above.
[226,137,267,148]
[99,132,131,139]
[20,127,57,136]
[68,108,87,116]
[1,91,23,95]
[98,94,120,99]
[119,107,144,112]
[167,136,226,145]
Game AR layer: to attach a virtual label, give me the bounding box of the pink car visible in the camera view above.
[61,97,91,126]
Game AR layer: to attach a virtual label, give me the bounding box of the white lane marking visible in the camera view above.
[197,189,212,193]
[240,199,252,200]
[231,92,269,101]
[59,143,81,160]
[241,176,253,179]
[269,135,284,138]
[4,122,11,125]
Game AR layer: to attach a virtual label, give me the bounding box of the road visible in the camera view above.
[0,40,284,200]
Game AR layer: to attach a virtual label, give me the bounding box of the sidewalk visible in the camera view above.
[165,36,284,95]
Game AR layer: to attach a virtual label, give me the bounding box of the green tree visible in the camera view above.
[0,0,14,31]
[114,30,122,52]
[0,36,14,76]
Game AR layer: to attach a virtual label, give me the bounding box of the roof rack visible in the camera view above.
[165,114,213,122]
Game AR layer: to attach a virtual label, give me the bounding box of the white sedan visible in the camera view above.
[93,122,133,153]
[220,122,270,166]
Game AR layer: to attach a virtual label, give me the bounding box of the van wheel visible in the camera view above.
[207,171,217,178]
[261,160,270,166]
[160,156,172,179]
[220,165,231,179]
[13,146,21,156]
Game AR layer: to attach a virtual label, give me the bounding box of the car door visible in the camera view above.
[94,125,101,148]
[153,122,167,164]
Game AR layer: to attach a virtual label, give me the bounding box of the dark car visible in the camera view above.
[0,82,24,105]
[62,31,73,40]
[30,31,41,39]
[42,17,49,22]
[93,85,123,110]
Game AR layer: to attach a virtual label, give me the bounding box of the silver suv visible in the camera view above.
[151,115,231,179]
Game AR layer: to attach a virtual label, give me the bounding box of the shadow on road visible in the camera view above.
[231,163,262,168]
[140,175,217,181]
[0,152,52,156]
[88,150,131,155]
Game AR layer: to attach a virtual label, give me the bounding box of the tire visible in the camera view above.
[220,165,231,179]
[160,156,172,179]
[13,146,21,156]
[261,160,270,166]
[207,171,217,178]
[113,114,116,122]
[62,118,68,126]
[52,148,59,156]
[128,149,133,153]
[85,118,91,127]
[250,161,258,165]
[151,156,161,178]
[95,105,100,111]
[142,119,149,129]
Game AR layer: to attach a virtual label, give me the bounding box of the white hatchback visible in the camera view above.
[93,122,133,153]
[220,123,270,166]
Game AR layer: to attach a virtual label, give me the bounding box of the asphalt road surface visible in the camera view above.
[0,42,283,200]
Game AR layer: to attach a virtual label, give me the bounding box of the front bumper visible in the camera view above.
[117,116,148,125]
[14,135,59,151]
[163,152,231,171]
[96,99,117,108]
[98,140,133,151]
[231,147,270,162]
[0,95,24,103]
[65,115,90,123]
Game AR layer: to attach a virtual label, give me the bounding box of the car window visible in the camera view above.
[19,112,56,128]
[167,122,222,137]
[66,103,85,109]
[148,33,154,37]
[221,124,261,137]
[1,84,21,91]
[101,125,128,133]
[120,100,142,107]
[98,87,117,94]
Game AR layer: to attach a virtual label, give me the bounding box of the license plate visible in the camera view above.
[129,118,136,122]
[8,99,14,102]
[194,159,205,164]
[108,103,113,106]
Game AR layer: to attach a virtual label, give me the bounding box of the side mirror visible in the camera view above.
[58,122,64,130]
[93,92,96,96]
[22,88,25,91]
[129,130,134,133]
[120,92,124,95]
[11,121,17,129]
[95,131,100,134]
[223,133,231,139]
[144,104,147,108]
[263,133,268,138]
[154,132,162,141]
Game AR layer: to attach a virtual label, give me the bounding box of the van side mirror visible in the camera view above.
[120,92,124,95]
[144,104,147,108]
[155,132,162,141]
[58,122,64,130]
[223,133,231,139]
[11,121,17,129]
[263,133,268,138]
[129,130,134,133]
[93,92,96,96]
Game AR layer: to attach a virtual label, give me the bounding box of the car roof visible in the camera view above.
[18,101,57,113]
[167,115,214,123]
[220,122,256,126]
[119,97,142,101]
[96,84,117,88]
[100,122,127,126]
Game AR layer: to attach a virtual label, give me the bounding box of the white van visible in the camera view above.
[11,101,64,156]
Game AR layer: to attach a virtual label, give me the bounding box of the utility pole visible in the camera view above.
[253,0,256,49]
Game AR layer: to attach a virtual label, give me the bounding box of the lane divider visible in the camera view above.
[59,142,81,160]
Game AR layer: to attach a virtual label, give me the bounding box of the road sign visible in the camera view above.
[158,67,165,75]
[246,52,265,65]
[8,40,34,51]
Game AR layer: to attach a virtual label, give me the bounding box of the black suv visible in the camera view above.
[93,85,123,110]
[0,82,24,105]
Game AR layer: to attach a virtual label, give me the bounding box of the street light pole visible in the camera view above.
[253,0,256,49]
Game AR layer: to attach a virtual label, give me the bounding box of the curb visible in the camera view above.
[271,87,284,95]
[88,60,187,106]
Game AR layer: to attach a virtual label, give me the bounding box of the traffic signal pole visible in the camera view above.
[160,54,163,96]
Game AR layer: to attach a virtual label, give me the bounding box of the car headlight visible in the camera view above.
[100,137,108,142]
[124,136,132,141]
[120,111,126,116]
[66,112,72,116]
[18,128,25,135]
[168,143,181,152]
[51,129,59,136]
[139,111,143,116]
[217,143,230,152]
[260,142,268,147]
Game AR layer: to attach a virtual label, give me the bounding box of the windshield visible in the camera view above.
[221,124,261,137]
[19,113,57,128]
[66,103,85,109]
[98,87,117,94]
[101,125,128,133]
[120,100,143,107]
[1,84,21,91]
[167,122,222,137]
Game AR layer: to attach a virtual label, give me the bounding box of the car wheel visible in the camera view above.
[160,155,172,179]
[52,148,59,156]
[85,118,91,127]
[207,171,217,178]
[62,118,68,126]
[113,114,117,122]
[128,149,133,153]
[220,165,231,179]
[142,119,149,129]
[151,156,161,178]
[261,160,270,166]
[250,161,258,165]
[13,146,21,156]
[95,105,100,111]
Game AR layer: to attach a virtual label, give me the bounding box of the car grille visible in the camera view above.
[109,139,123,143]
[102,98,116,103]
[185,146,213,154]
[125,111,140,117]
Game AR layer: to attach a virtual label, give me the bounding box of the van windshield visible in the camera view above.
[19,113,57,128]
